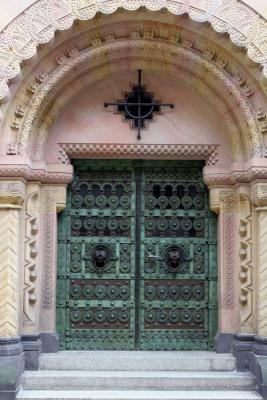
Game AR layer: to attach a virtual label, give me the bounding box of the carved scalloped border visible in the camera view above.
[18,37,262,160]
[0,0,266,102]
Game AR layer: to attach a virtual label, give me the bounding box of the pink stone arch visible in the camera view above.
[0,0,267,103]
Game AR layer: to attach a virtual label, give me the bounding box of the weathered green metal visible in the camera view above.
[56,160,217,350]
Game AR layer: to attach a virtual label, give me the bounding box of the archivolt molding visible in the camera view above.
[0,0,266,103]
[10,37,263,160]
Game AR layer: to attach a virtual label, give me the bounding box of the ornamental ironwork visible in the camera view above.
[104,70,174,139]
[57,160,218,351]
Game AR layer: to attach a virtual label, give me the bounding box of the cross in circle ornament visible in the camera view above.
[104,70,174,140]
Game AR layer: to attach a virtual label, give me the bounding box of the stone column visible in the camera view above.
[0,181,25,337]
[38,184,67,352]
[209,187,240,351]
[0,180,25,400]
[252,182,267,337]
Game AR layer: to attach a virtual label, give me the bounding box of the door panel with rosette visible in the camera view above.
[56,160,217,350]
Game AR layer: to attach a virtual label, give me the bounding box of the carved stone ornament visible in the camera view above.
[252,183,267,207]
[0,0,266,103]
[209,187,236,214]
[13,38,262,159]
[0,181,25,207]
[238,192,253,332]
[252,182,267,336]
[22,185,40,330]
[41,185,67,312]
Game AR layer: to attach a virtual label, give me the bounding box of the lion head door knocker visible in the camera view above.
[167,248,182,272]
[86,245,117,273]
[147,245,190,274]
[165,246,187,273]
[93,248,108,270]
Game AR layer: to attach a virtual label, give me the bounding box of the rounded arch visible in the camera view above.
[0,6,266,185]
[11,37,264,161]
[0,0,267,101]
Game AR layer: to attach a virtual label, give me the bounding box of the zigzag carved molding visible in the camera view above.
[0,211,19,337]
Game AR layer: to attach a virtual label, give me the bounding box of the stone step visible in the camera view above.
[39,351,236,371]
[22,371,255,391]
[16,390,263,400]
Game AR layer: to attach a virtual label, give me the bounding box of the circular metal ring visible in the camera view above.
[169,196,180,209]
[70,261,81,273]
[95,310,106,322]
[84,195,95,208]
[71,218,82,230]
[193,195,204,209]
[107,310,118,323]
[83,285,94,299]
[83,310,94,323]
[145,286,156,300]
[120,195,131,209]
[95,285,106,298]
[70,285,81,299]
[108,196,119,208]
[118,310,130,323]
[107,286,118,299]
[96,195,107,208]
[158,196,169,209]
[72,195,83,207]
[70,310,82,323]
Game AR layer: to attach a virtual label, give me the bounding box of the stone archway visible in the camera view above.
[0,3,267,397]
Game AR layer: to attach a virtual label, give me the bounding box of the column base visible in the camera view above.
[21,334,42,370]
[40,331,58,353]
[0,337,24,400]
[214,331,236,353]
[229,333,267,397]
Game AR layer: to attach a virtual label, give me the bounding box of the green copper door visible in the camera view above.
[57,160,217,351]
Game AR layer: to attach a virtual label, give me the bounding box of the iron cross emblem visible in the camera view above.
[104,70,174,140]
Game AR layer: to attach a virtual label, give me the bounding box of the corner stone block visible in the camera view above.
[0,338,24,400]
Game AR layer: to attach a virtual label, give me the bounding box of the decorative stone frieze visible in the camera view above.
[0,181,25,207]
[237,188,254,333]
[0,0,266,103]
[58,143,219,166]
[204,162,267,186]
[0,163,72,184]
[0,181,25,338]
[252,182,267,337]
[210,185,256,334]
[22,183,41,332]
[39,185,67,332]
[209,187,239,332]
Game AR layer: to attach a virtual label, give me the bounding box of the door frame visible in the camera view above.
[56,159,218,350]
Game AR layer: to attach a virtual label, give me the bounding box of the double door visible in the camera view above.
[57,160,217,350]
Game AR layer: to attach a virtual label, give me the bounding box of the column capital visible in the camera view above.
[0,180,25,208]
[251,182,267,208]
[209,186,236,214]
[42,184,67,213]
